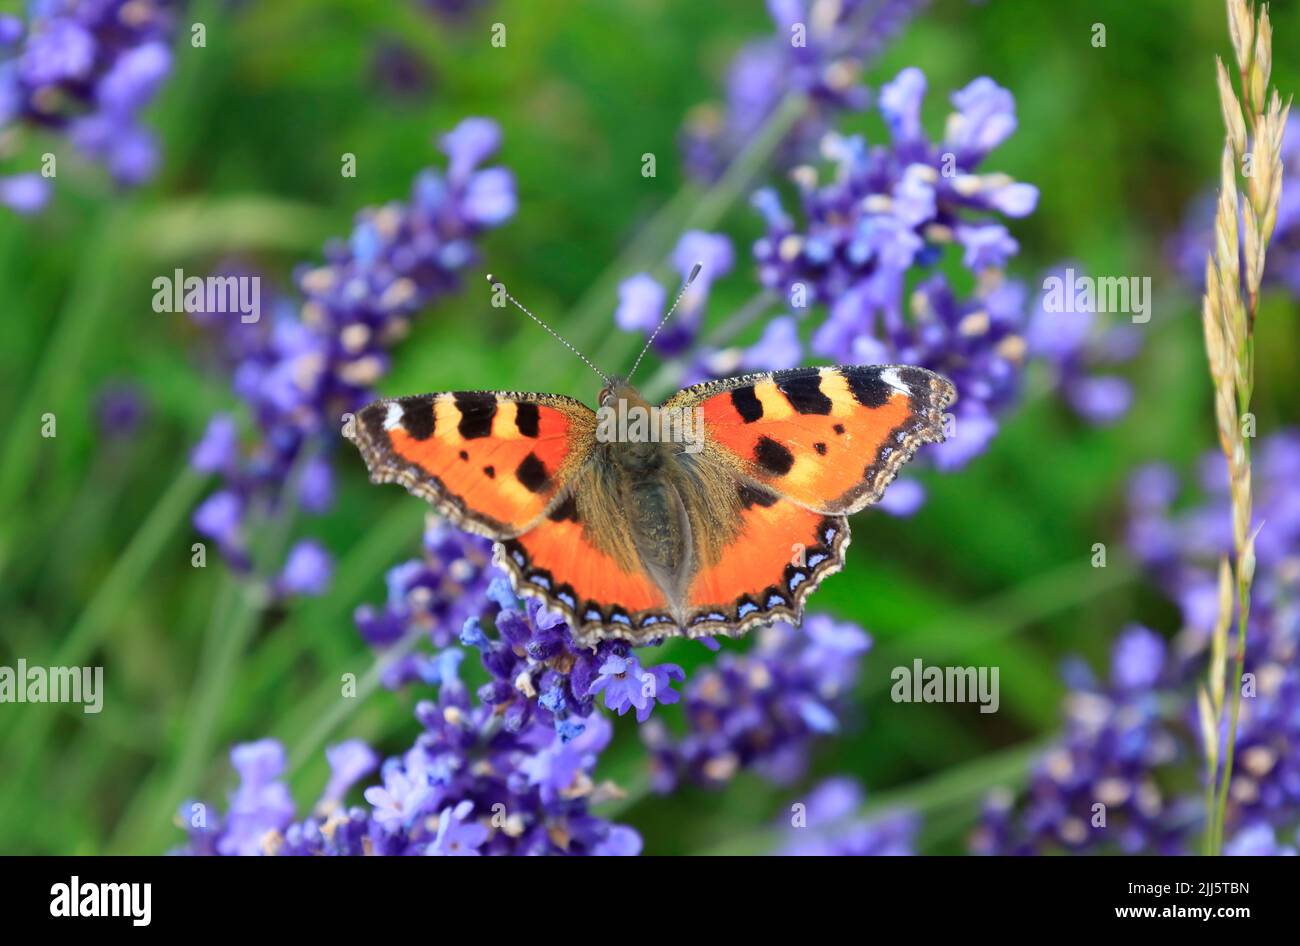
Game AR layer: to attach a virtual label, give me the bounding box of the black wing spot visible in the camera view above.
[397,397,436,440]
[730,386,764,423]
[516,452,550,493]
[454,392,498,439]
[833,423,846,435]
[458,450,469,461]
[548,494,580,522]
[514,401,541,437]
[754,436,795,476]
[814,441,827,455]
[737,481,779,509]
[361,404,389,443]
[842,367,891,408]
[483,465,495,478]
[778,374,833,415]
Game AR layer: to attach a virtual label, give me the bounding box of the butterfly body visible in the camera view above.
[347,365,955,647]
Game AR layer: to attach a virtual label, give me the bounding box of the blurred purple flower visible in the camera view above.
[419,0,489,23]
[370,38,434,100]
[614,230,735,356]
[778,777,918,855]
[0,173,51,214]
[318,740,379,812]
[277,539,333,597]
[681,0,930,181]
[1026,266,1143,426]
[0,1,177,202]
[1225,823,1298,856]
[94,381,149,442]
[972,627,1195,856]
[642,615,871,791]
[214,739,296,856]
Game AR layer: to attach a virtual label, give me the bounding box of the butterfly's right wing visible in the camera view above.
[347,391,595,539]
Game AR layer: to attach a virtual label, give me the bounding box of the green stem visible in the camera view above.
[286,623,427,775]
[110,571,262,853]
[112,468,304,853]
[1212,581,1251,856]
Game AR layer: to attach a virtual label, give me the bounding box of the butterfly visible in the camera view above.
[345,274,956,648]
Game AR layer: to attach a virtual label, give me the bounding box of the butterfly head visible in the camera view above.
[597,376,649,412]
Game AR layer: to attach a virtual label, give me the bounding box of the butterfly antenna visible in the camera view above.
[486,274,611,386]
[626,261,703,383]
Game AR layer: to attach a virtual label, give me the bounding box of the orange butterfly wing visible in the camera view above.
[682,486,849,636]
[347,391,594,537]
[663,365,954,634]
[495,491,677,640]
[665,365,955,515]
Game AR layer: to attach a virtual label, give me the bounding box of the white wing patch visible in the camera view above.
[879,368,913,396]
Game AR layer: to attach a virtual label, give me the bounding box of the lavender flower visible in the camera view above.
[680,0,930,181]
[746,68,1037,469]
[277,539,333,597]
[93,381,149,442]
[778,777,917,855]
[642,615,871,791]
[353,517,497,688]
[589,650,685,723]
[176,653,643,855]
[614,230,735,357]
[0,1,177,207]
[461,579,684,733]
[418,0,489,23]
[370,38,433,101]
[1225,822,1298,856]
[427,800,490,855]
[188,118,516,586]
[971,626,1197,856]
[1026,265,1144,426]
[0,172,51,214]
[213,739,297,857]
[750,67,1038,311]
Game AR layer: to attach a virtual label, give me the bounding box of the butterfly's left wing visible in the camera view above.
[663,365,954,635]
[664,364,955,516]
[346,391,595,538]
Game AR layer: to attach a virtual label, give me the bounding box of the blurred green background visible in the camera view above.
[0,0,1297,855]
